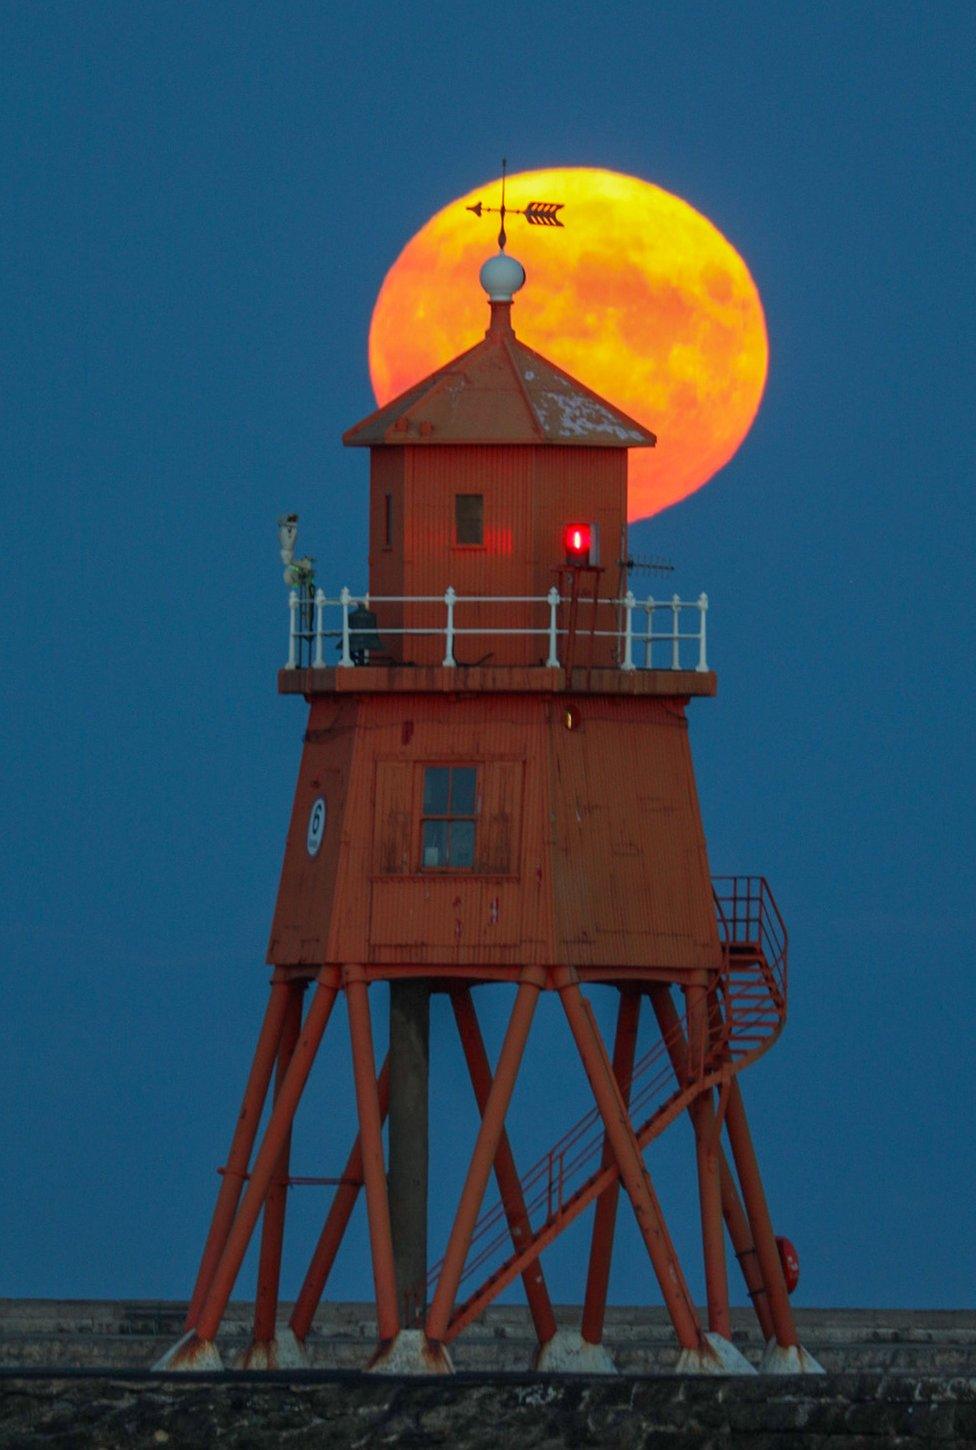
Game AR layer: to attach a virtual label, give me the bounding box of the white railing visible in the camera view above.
[285,587,709,673]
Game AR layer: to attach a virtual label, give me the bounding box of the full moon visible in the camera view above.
[368,168,768,521]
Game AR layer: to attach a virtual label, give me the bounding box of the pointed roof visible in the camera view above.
[344,299,656,450]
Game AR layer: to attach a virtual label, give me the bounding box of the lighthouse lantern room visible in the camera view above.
[156,235,823,1376]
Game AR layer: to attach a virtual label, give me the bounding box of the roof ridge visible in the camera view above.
[501,332,547,442]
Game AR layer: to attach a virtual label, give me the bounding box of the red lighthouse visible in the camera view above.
[157,243,823,1376]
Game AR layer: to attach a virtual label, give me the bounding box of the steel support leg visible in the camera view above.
[192,968,341,1346]
[723,1078,798,1348]
[581,989,641,1346]
[649,984,774,1341]
[389,980,430,1327]
[686,983,731,1339]
[289,1056,390,1344]
[719,1154,774,1340]
[183,977,292,1331]
[556,970,702,1352]
[450,986,558,1347]
[344,966,400,1345]
[251,980,305,1347]
[426,968,544,1344]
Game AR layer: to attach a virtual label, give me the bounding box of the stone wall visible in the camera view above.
[2,1371,975,1448]
[2,1301,975,1376]
[3,1302,975,1448]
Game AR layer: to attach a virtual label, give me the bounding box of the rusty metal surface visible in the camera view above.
[359,444,630,667]
[268,693,719,972]
[278,667,717,698]
[344,303,656,450]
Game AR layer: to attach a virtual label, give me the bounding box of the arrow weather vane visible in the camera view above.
[467,158,564,250]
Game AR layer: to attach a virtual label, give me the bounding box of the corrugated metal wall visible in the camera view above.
[268,692,719,974]
[365,445,629,668]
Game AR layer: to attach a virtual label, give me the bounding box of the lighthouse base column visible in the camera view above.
[759,1340,826,1375]
[388,980,430,1328]
[676,1332,756,1375]
[534,1329,617,1374]
[236,1326,309,1370]
[152,1331,223,1372]
[367,1328,453,1375]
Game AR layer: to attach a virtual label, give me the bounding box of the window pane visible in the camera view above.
[422,819,448,868]
[449,820,475,869]
[423,766,451,814]
[450,766,477,815]
[455,493,484,545]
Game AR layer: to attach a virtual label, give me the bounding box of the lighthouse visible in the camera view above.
[156,241,823,1376]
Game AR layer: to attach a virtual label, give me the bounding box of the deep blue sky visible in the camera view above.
[2,2,974,1323]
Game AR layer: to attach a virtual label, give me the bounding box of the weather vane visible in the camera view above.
[466,158,564,251]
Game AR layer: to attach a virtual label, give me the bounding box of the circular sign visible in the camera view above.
[306,796,327,857]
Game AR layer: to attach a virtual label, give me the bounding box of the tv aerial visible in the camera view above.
[623,555,675,576]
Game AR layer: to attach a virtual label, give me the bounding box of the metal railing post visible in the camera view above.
[338,587,353,668]
[286,590,299,669]
[442,586,457,667]
[312,588,326,668]
[696,593,708,672]
[546,586,560,667]
[621,590,636,671]
[671,594,681,670]
[644,596,654,669]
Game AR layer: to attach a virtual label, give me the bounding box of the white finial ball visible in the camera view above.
[479,252,526,302]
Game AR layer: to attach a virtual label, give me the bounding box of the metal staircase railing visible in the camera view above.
[429,876,788,1339]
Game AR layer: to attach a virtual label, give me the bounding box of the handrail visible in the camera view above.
[285,586,709,673]
[425,876,787,1312]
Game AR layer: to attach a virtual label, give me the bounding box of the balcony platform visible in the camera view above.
[278,664,717,698]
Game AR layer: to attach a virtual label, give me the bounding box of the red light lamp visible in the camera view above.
[563,521,592,565]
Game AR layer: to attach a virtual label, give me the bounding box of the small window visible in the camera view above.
[383,492,393,547]
[455,494,484,546]
[421,765,477,870]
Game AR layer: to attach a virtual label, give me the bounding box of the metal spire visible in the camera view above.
[466,158,564,250]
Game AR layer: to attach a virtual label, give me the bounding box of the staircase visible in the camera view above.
[432,876,789,1341]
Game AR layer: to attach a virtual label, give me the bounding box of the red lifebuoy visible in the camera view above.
[776,1235,800,1293]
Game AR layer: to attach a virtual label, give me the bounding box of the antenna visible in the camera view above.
[623,555,675,576]
[467,158,565,251]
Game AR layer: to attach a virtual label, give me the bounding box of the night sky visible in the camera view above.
[2,2,973,1318]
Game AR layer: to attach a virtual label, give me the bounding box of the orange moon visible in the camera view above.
[368,168,768,520]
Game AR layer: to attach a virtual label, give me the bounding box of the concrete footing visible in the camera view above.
[533,1329,617,1374]
[235,1327,309,1370]
[366,1328,453,1375]
[759,1338,826,1374]
[675,1332,757,1374]
[151,1331,223,1372]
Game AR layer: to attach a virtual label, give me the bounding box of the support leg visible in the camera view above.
[719,1154,774,1340]
[650,984,774,1341]
[156,968,341,1368]
[344,966,400,1348]
[581,989,640,1348]
[723,1079,796,1348]
[240,980,305,1367]
[426,968,544,1345]
[388,980,430,1327]
[289,1056,390,1345]
[686,984,731,1340]
[182,976,292,1332]
[555,969,702,1354]
[450,986,558,1351]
